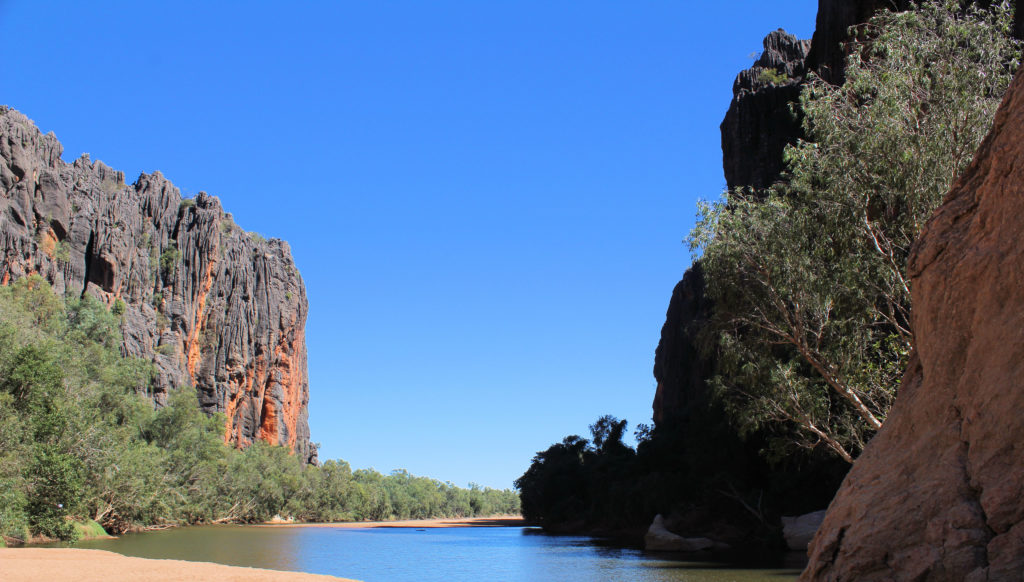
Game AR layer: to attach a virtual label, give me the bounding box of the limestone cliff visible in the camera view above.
[801,67,1024,582]
[0,106,315,463]
[655,28,813,426]
[653,0,1022,448]
[720,30,810,192]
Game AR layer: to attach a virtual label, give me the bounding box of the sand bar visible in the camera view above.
[0,548,360,582]
[261,515,526,529]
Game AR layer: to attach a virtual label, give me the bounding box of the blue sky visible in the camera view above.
[0,1,818,489]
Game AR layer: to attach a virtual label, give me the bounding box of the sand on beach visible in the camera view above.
[261,515,526,529]
[0,548,360,582]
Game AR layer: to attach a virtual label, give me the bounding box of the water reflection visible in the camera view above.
[72,525,800,582]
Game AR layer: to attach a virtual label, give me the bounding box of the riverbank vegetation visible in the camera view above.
[518,1,1020,538]
[0,276,518,544]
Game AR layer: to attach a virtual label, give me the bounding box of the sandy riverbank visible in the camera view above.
[261,515,526,529]
[0,548,359,582]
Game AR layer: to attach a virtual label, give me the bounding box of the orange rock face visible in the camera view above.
[802,70,1024,581]
[0,107,315,463]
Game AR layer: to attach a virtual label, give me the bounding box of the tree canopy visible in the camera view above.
[0,276,518,543]
[691,1,1021,462]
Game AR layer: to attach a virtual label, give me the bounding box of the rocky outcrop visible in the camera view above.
[721,30,811,192]
[644,515,719,552]
[804,0,913,84]
[656,0,1024,460]
[782,510,826,552]
[801,69,1024,581]
[657,30,811,426]
[652,264,713,425]
[0,107,315,463]
[806,1,1023,85]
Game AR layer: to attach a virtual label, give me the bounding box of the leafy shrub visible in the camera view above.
[757,67,788,85]
[159,246,182,277]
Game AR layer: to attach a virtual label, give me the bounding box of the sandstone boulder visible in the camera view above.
[644,514,716,552]
[801,69,1024,581]
[781,510,826,552]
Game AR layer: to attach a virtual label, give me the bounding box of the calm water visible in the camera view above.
[73,525,801,582]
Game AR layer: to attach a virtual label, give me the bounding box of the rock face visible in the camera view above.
[782,510,827,552]
[801,69,1024,582]
[654,0,1024,457]
[0,107,315,463]
[644,515,717,552]
[721,29,811,192]
[652,264,713,425]
[656,29,812,426]
[805,0,912,84]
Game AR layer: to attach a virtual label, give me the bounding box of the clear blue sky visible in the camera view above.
[0,1,818,489]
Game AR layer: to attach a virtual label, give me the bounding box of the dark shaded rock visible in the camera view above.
[721,29,811,192]
[807,1,1022,85]
[652,264,713,425]
[802,69,1024,582]
[782,510,827,551]
[805,0,913,85]
[0,106,315,464]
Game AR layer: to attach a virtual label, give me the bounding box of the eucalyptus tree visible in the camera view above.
[693,1,1021,463]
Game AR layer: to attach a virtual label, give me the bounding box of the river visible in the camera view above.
[73,524,802,581]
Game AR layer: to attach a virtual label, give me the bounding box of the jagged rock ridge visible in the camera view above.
[802,67,1024,582]
[721,29,811,192]
[0,106,315,463]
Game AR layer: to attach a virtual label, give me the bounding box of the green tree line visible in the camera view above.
[518,1,1021,536]
[0,276,518,544]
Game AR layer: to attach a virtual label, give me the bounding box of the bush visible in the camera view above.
[159,246,182,278]
[757,67,788,85]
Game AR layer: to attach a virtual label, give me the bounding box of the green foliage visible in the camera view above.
[154,343,176,356]
[53,240,71,262]
[111,299,127,317]
[159,245,182,278]
[156,313,171,333]
[249,232,266,244]
[692,1,1021,462]
[74,519,108,539]
[0,279,518,540]
[516,416,646,528]
[26,444,84,542]
[179,198,195,209]
[757,67,788,85]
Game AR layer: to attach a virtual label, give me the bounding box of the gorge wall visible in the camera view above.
[802,67,1024,582]
[653,0,1022,442]
[654,27,814,429]
[0,107,315,463]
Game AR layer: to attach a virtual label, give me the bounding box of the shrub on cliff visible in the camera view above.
[692,1,1021,462]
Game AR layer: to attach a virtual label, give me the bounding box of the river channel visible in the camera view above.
[74,524,802,582]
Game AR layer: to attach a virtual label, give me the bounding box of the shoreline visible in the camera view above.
[0,548,359,582]
[259,515,526,529]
